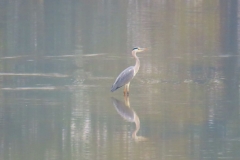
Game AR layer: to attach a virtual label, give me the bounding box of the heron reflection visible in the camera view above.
[111,96,147,141]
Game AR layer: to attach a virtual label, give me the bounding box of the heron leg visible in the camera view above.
[126,83,130,94]
[123,85,127,96]
[124,83,130,96]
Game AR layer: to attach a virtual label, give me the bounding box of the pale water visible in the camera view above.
[0,0,240,160]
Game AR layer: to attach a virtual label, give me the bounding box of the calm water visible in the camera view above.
[0,0,240,160]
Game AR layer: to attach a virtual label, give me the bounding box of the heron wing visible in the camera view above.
[111,66,135,92]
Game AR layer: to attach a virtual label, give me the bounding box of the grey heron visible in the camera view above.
[111,47,146,95]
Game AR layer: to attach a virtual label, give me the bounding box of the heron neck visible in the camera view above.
[132,51,140,74]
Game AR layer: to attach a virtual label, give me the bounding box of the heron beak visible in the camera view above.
[140,48,146,52]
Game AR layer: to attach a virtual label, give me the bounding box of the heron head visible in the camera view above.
[132,47,146,53]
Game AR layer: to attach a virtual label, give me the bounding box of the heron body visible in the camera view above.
[111,47,145,95]
[111,66,135,92]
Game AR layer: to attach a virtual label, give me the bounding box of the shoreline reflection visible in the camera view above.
[111,96,147,141]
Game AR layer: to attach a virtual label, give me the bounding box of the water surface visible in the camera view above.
[0,1,240,160]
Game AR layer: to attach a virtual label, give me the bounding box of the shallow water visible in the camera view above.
[0,0,240,160]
